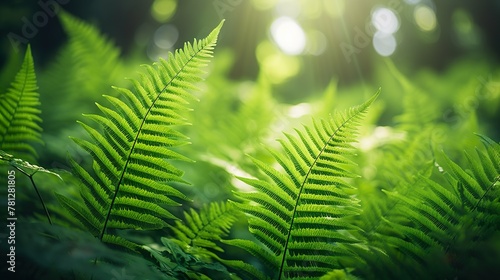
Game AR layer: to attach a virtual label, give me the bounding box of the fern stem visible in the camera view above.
[16,166,52,225]
[30,176,53,225]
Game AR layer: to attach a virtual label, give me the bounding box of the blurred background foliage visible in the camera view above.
[0,0,498,209]
[1,0,499,82]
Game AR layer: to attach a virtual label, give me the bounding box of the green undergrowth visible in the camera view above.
[0,11,499,280]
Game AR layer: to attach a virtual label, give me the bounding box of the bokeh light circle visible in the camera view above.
[414,5,437,32]
[372,31,397,56]
[153,24,179,49]
[270,16,307,55]
[371,7,400,34]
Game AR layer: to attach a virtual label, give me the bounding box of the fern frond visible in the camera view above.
[374,135,500,279]
[442,136,500,231]
[0,45,42,161]
[215,257,269,280]
[56,21,224,250]
[228,91,379,279]
[170,201,240,255]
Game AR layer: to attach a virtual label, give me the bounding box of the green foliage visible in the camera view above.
[355,135,500,279]
[224,92,379,279]
[0,45,42,162]
[0,149,60,179]
[14,221,167,280]
[188,66,276,165]
[1,10,499,280]
[38,11,128,167]
[39,11,124,134]
[169,201,241,257]
[144,237,234,279]
[55,20,224,250]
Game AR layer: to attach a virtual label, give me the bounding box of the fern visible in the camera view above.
[56,21,224,250]
[145,201,241,278]
[169,201,240,257]
[225,91,379,279]
[353,127,437,279]
[370,135,500,279]
[0,45,42,161]
[15,221,168,280]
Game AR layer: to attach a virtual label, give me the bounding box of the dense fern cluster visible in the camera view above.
[0,11,499,280]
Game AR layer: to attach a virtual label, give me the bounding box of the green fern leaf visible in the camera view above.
[56,21,224,249]
[375,135,500,278]
[0,45,42,161]
[228,91,379,279]
[170,201,240,254]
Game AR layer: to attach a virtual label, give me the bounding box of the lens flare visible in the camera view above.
[373,31,397,57]
[414,5,437,32]
[151,0,177,22]
[270,16,307,55]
